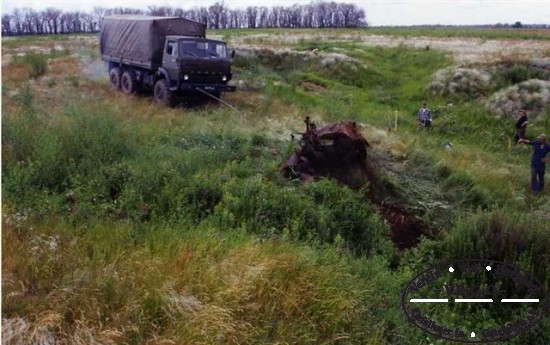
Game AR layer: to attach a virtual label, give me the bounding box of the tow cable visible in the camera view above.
[195,88,241,114]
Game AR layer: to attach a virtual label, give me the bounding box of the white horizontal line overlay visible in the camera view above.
[410,299,449,303]
[409,298,539,303]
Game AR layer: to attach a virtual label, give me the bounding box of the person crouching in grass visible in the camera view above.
[519,134,550,194]
[514,109,528,143]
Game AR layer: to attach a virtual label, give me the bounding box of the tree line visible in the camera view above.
[1,2,366,36]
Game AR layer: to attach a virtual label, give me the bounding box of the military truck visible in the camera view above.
[100,15,235,106]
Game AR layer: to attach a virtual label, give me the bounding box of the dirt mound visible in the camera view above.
[301,82,326,94]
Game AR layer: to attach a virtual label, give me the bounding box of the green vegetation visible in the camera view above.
[2,29,549,344]
[217,27,550,41]
[365,26,550,41]
[8,48,71,78]
[25,52,48,78]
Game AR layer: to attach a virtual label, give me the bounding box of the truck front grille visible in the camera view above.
[189,75,225,84]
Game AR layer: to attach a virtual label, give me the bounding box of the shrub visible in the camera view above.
[491,61,548,89]
[3,85,36,163]
[24,52,48,78]
[486,79,550,119]
[212,177,391,256]
[503,65,545,85]
[400,211,550,345]
[442,210,549,288]
[429,67,492,99]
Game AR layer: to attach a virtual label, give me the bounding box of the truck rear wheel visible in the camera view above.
[121,70,137,94]
[109,67,121,90]
[154,79,173,107]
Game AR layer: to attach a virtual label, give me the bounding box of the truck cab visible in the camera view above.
[162,36,235,96]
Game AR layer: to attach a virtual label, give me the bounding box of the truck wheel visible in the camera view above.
[109,67,121,90]
[154,79,173,107]
[121,70,137,94]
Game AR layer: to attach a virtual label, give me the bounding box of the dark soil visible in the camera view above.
[380,206,425,251]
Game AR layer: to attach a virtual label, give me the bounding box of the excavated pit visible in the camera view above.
[281,117,428,251]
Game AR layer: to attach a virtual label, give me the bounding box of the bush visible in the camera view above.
[503,65,545,85]
[24,52,48,78]
[491,60,548,89]
[443,211,549,287]
[429,67,492,99]
[400,209,550,345]
[215,178,392,256]
[2,100,135,213]
[487,79,550,119]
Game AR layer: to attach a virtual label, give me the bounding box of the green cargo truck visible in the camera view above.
[100,15,235,106]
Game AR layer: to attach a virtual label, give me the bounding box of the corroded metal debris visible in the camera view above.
[281,117,370,188]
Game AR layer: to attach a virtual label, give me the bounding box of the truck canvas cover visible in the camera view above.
[100,15,206,68]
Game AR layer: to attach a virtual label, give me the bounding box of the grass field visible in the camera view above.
[2,27,550,344]
[365,26,550,40]
[216,26,550,41]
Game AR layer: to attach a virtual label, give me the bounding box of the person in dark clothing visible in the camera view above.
[514,109,528,143]
[519,134,550,193]
[417,101,432,129]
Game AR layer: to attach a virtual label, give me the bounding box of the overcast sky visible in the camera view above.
[2,0,549,26]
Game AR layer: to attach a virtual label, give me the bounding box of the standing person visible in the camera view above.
[519,134,550,194]
[417,101,432,130]
[514,109,528,143]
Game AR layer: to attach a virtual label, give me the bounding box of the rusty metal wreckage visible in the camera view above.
[281,116,370,186]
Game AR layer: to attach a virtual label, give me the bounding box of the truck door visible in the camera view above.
[164,40,179,84]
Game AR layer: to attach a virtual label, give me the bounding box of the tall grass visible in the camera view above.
[3,219,390,344]
[2,86,392,254]
[3,33,549,344]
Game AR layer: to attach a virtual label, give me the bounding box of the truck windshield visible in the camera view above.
[180,41,227,59]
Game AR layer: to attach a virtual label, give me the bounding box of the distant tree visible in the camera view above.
[2,14,13,36]
[258,7,269,28]
[44,8,61,34]
[198,7,209,26]
[12,9,23,35]
[269,6,282,28]
[302,4,314,28]
[148,6,173,17]
[31,9,45,34]
[82,12,95,33]
[246,6,258,28]
[3,1,367,35]
[512,21,522,28]
[228,9,240,28]
[208,3,224,29]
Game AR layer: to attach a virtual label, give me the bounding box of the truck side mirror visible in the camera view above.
[231,50,235,59]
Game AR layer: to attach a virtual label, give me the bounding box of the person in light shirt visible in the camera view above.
[417,101,432,129]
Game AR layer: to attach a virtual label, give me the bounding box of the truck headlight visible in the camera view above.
[184,75,189,81]
[222,75,227,82]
